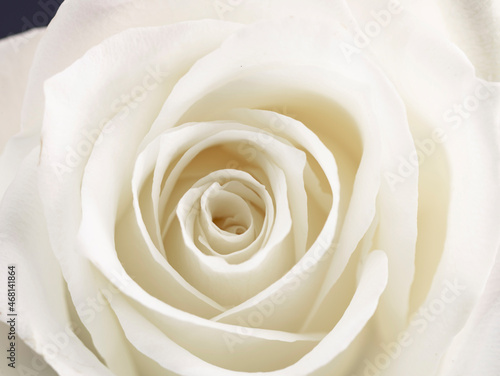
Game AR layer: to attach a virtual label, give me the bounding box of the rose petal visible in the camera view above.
[0,150,112,376]
[156,125,305,306]
[137,18,418,336]
[438,247,500,376]
[435,0,500,80]
[0,28,44,149]
[37,21,242,370]
[0,28,44,196]
[347,7,500,375]
[107,250,387,374]
[79,119,327,371]
[11,0,352,185]
[0,321,57,376]
[130,121,297,309]
[37,20,326,371]
[193,178,266,257]
[164,169,274,264]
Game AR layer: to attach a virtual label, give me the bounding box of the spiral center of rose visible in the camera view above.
[196,180,265,254]
[205,189,251,235]
[130,116,337,307]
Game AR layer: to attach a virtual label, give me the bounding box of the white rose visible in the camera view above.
[1,1,499,375]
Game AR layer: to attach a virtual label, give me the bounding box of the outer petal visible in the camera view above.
[346,4,500,376]
[438,248,500,376]
[37,20,242,374]
[0,28,44,149]
[6,0,352,202]
[352,0,500,80]
[108,250,387,375]
[0,150,112,376]
[0,28,44,195]
[0,322,57,376]
[435,0,500,80]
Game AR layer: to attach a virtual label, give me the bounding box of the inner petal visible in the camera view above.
[162,125,305,306]
[204,187,252,234]
[200,185,255,253]
[173,169,272,264]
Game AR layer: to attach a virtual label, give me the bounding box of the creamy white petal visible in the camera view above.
[11,0,351,182]
[438,247,500,376]
[0,28,44,150]
[0,322,57,376]
[272,250,388,375]
[166,128,303,306]
[435,0,500,80]
[210,109,341,329]
[110,294,324,374]
[37,21,241,370]
[166,169,274,264]
[195,180,264,254]
[0,150,112,376]
[37,19,325,372]
[9,0,245,186]
[80,208,326,372]
[0,28,44,196]
[131,121,297,308]
[347,8,500,376]
[110,250,386,375]
[160,16,416,332]
[116,207,226,316]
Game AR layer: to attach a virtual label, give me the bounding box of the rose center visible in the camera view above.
[196,179,266,256]
[203,188,252,236]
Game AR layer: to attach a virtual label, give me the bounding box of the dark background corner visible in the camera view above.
[0,0,63,39]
